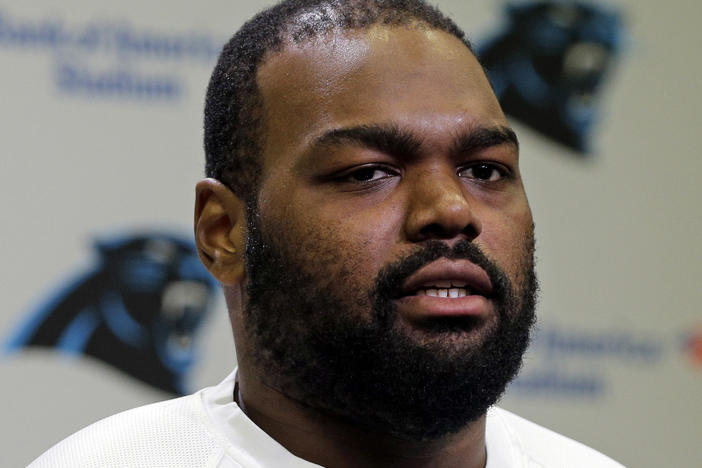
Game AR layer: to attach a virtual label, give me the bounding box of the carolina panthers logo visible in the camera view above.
[5,232,218,395]
[478,1,624,152]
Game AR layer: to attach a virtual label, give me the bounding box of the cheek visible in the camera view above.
[312,212,397,278]
[478,207,534,283]
[296,211,402,302]
[264,201,382,279]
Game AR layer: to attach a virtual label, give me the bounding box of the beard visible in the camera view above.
[242,205,538,441]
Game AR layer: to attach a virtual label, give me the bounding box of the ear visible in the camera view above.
[194,178,247,286]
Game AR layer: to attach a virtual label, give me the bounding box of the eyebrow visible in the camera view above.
[313,124,424,159]
[450,126,519,156]
[310,123,518,161]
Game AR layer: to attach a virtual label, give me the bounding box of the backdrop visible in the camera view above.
[1,1,700,466]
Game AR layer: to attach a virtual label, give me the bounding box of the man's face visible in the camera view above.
[242,26,536,440]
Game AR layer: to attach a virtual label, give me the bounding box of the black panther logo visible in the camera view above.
[5,232,218,395]
[478,1,623,152]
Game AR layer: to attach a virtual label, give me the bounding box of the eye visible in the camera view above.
[458,163,506,182]
[343,166,396,183]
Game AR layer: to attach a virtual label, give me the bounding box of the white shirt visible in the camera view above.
[30,371,625,467]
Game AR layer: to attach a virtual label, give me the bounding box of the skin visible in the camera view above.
[195,25,533,468]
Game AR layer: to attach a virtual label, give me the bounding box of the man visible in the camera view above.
[31,1,624,467]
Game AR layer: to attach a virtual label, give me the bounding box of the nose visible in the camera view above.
[403,166,482,243]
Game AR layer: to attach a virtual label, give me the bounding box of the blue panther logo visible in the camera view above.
[478,1,624,153]
[5,232,219,395]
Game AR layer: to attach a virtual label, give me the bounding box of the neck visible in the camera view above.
[236,368,487,468]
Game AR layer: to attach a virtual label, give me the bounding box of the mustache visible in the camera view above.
[373,240,513,305]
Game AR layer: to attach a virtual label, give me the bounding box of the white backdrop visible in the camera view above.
[1,1,700,467]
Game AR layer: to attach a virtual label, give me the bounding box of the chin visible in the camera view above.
[396,313,500,353]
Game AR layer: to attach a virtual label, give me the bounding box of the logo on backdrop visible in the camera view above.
[477,1,624,153]
[0,8,224,101]
[681,327,702,367]
[510,324,665,398]
[5,232,219,395]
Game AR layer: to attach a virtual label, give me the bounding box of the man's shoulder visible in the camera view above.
[488,407,625,468]
[29,393,225,468]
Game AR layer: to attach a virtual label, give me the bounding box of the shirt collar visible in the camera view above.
[200,369,323,468]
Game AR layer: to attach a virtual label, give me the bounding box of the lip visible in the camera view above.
[395,259,494,321]
[401,259,493,297]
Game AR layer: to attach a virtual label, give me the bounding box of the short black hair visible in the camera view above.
[204,0,472,200]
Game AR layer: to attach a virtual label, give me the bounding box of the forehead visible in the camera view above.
[256,25,507,169]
